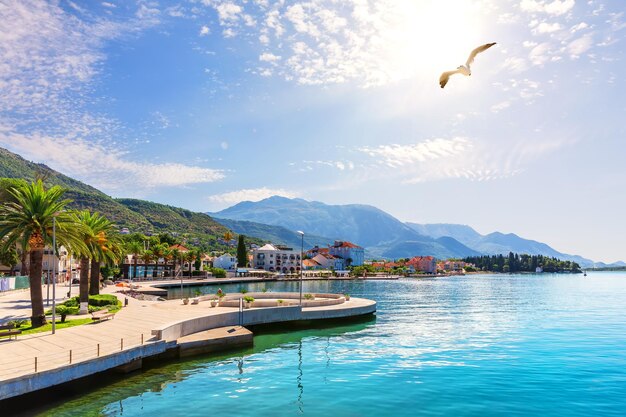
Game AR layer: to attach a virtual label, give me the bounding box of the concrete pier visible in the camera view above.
[0,292,375,401]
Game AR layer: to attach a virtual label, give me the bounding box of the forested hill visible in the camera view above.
[464,253,582,273]
[0,147,233,246]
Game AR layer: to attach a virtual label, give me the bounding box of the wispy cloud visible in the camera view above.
[0,130,224,190]
[207,187,298,205]
[359,138,471,168]
[0,0,224,192]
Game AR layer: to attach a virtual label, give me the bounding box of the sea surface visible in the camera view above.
[29,272,626,416]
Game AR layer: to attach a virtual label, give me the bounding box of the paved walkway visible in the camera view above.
[0,285,374,383]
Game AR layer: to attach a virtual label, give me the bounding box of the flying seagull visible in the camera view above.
[439,42,496,89]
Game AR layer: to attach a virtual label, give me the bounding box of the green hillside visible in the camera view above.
[0,147,231,244]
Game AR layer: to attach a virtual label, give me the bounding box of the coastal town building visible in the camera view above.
[329,241,365,266]
[213,254,237,271]
[438,260,467,272]
[407,256,437,274]
[251,244,301,273]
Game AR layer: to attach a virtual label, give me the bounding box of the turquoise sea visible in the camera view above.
[27,272,626,416]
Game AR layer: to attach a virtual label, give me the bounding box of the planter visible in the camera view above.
[344,295,351,301]
[210,300,218,308]
[244,302,252,309]
[183,298,189,305]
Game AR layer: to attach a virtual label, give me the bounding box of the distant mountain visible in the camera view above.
[407,223,596,267]
[212,196,421,248]
[0,147,233,245]
[407,223,483,245]
[213,217,334,250]
[211,196,481,259]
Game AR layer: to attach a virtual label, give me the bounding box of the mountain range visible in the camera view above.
[212,196,607,267]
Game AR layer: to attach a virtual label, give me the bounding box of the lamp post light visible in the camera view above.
[52,213,58,334]
[297,231,304,306]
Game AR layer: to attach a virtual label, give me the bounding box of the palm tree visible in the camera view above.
[151,244,167,278]
[185,251,196,277]
[86,215,123,295]
[169,248,180,278]
[141,250,154,279]
[0,180,86,327]
[76,211,120,305]
[126,241,143,281]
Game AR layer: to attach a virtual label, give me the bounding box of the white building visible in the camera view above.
[329,241,365,267]
[251,244,301,273]
[213,254,237,271]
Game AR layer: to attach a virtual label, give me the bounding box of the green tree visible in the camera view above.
[237,235,248,267]
[126,241,143,280]
[0,180,86,327]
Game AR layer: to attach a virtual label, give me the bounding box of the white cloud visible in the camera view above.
[359,138,472,168]
[207,187,298,205]
[568,33,593,58]
[215,2,242,24]
[491,101,511,113]
[533,22,562,34]
[200,25,211,36]
[0,131,224,190]
[520,0,575,16]
[259,52,281,62]
[570,22,589,32]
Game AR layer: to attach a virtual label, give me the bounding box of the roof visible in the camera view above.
[169,244,189,252]
[257,243,278,251]
[332,241,362,249]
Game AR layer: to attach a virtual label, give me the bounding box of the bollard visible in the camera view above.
[121,338,123,351]
[69,350,72,364]
[97,343,100,357]
[125,297,129,307]
[35,357,38,373]
[141,334,144,345]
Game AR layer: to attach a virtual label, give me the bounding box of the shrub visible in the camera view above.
[240,288,248,294]
[88,294,119,307]
[64,296,80,307]
[8,319,28,328]
[55,305,70,323]
[304,293,314,300]
[243,296,255,303]
[210,268,226,278]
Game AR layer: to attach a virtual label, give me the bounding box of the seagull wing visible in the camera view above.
[465,42,496,67]
[439,69,462,88]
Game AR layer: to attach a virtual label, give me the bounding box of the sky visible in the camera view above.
[0,0,624,262]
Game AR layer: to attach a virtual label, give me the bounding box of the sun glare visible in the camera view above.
[380,0,489,84]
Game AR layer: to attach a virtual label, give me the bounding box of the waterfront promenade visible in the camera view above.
[0,284,375,401]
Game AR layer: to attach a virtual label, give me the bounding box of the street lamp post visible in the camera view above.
[297,231,304,306]
[52,214,57,334]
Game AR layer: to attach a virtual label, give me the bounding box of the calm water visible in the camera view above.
[29,272,626,416]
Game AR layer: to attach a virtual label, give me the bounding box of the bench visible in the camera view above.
[91,310,115,321]
[0,324,21,340]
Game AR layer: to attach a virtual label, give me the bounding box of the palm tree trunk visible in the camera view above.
[79,257,90,313]
[89,259,100,295]
[20,250,29,276]
[28,248,46,327]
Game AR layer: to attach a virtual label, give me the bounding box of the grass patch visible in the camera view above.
[1,318,94,339]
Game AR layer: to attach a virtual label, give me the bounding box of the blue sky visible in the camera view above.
[0,0,624,262]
